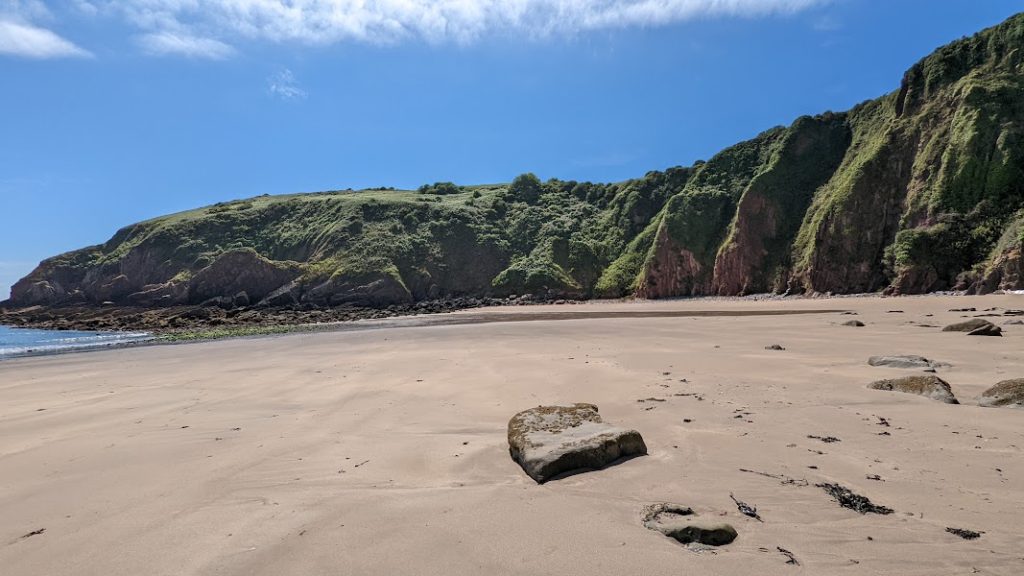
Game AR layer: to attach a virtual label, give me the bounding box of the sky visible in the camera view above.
[0,0,1021,299]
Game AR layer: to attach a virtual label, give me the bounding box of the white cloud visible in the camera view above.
[0,1,91,59]
[268,68,307,100]
[91,0,828,48]
[137,30,236,59]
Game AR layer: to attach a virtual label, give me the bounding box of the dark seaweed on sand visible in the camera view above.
[816,483,893,515]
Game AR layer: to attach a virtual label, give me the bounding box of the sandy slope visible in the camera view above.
[2,295,1023,576]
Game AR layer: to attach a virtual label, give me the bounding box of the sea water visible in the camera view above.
[0,325,153,359]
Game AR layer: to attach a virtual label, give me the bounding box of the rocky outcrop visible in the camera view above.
[979,378,1024,408]
[867,375,959,404]
[641,503,737,547]
[303,270,412,307]
[507,403,646,483]
[187,249,302,305]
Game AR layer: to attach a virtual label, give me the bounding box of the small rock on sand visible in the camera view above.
[843,320,865,327]
[942,319,1002,336]
[507,403,646,483]
[641,503,737,546]
[765,344,785,351]
[979,379,1024,408]
[868,355,946,370]
[867,375,959,404]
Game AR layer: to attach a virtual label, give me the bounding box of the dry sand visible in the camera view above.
[2,295,1023,575]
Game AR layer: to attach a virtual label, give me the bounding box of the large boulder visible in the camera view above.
[641,503,737,547]
[867,375,959,404]
[943,318,1002,336]
[507,403,646,483]
[979,379,1024,408]
[868,355,946,369]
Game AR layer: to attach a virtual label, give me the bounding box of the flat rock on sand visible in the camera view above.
[868,355,946,370]
[507,403,647,483]
[641,503,737,546]
[868,375,959,404]
[943,318,1002,336]
[979,378,1024,408]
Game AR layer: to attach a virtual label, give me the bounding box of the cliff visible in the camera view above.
[6,13,1024,316]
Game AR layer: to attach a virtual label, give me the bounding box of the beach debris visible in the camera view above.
[943,318,1001,336]
[808,435,841,443]
[842,320,865,327]
[866,474,883,481]
[867,375,959,404]
[949,307,977,312]
[641,504,737,547]
[876,416,891,427]
[507,403,646,483]
[887,310,904,313]
[868,355,947,370]
[729,493,763,522]
[738,468,809,487]
[816,483,893,515]
[946,527,982,540]
[1004,309,1024,316]
[765,344,786,351]
[978,378,1024,408]
[636,397,666,403]
[777,546,800,565]
[19,528,45,540]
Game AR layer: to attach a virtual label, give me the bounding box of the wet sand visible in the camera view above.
[2,295,1023,575]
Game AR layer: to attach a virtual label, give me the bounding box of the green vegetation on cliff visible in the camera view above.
[9,13,1024,309]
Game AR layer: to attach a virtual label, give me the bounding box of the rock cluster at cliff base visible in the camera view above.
[867,375,959,404]
[507,403,646,483]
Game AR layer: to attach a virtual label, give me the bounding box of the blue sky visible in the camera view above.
[1,0,1021,299]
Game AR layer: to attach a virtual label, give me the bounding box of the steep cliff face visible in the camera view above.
[7,13,1024,312]
[712,114,851,294]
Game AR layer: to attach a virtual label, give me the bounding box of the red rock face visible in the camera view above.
[636,225,710,298]
[712,191,777,296]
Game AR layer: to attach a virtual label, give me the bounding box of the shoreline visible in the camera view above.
[2,290,1021,361]
[0,303,853,361]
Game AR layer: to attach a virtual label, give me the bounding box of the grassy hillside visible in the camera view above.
[8,13,1024,309]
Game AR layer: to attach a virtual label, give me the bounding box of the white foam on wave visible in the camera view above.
[0,330,154,359]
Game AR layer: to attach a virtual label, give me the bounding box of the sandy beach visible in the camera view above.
[2,295,1023,576]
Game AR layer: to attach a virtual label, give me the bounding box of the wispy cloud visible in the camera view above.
[0,1,91,59]
[91,0,828,50]
[268,69,307,100]
[812,14,842,32]
[137,31,236,59]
